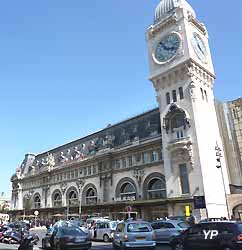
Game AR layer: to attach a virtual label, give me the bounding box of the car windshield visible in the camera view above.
[178,222,190,228]
[127,223,151,233]
[61,227,85,236]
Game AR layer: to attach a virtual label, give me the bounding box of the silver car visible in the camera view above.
[112,220,156,250]
[151,220,190,244]
[92,220,117,242]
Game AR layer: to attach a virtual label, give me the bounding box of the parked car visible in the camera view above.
[42,225,91,250]
[170,221,242,250]
[151,220,190,244]
[91,220,117,242]
[112,220,156,250]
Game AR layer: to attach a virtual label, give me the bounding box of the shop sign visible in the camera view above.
[115,196,136,202]
[194,196,206,209]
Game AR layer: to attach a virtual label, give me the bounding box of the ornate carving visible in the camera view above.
[189,81,196,102]
[60,182,67,194]
[76,179,85,192]
[133,168,145,187]
[170,142,194,168]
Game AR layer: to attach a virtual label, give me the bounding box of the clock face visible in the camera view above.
[154,33,180,63]
[191,32,207,61]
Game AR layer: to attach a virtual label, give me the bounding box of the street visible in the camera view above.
[0,227,171,250]
[0,242,172,250]
[0,228,172,250]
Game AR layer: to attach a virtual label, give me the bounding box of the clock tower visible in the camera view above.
[146,0,230,218]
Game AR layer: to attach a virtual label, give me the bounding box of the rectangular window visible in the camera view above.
[142,152,150,164]
[135,154,141,165]
[83,167,87,176]
[172,90,177,102]
[179,164,190,194]
[67,172,70,179]
[71,170,75,179]
[176,130,184,139]
[75,169,79,178]
[128,156,133,166]
[115,160,121,169]
[122,158,127,168]
[166,93,171,105]
[151,150,159,162]
[88,166,92,175]
[179,87,184,100]
[93,165,97,174]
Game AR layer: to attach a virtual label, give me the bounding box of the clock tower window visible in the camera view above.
[204,90,208,102]
[179,87,184,100]
[200,88,204,100]
[172,90,177,102]
[166,93,171,105]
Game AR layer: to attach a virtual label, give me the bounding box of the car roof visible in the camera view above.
[123,220,149,224]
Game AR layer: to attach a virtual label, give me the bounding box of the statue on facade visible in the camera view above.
[58,152,68,164]
[121,129,130,144]
[103,134,115,149]
[87,140,98,155]
[47,153,55,172]
[72,146,85,160]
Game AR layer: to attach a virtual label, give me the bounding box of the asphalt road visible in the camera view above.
[0,243,172,250]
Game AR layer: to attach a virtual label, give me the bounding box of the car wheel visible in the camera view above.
[173,243,184,250]
[103,234,110,242]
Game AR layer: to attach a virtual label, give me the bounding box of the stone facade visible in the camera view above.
[11,109,171,221]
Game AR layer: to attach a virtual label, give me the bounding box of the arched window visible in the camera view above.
[34,195,41,209]
[166,93,171,105]
[148,178,166,200]
[172,90,177,102]
[68,190,78,206]
[179,87,184,100]
[53,192,62,207]
[120,183,136,200]
[200,88,204,100]
[85,188,97,205]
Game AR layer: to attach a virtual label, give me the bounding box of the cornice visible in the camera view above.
[147,15,178,40]
[151,59,215,91]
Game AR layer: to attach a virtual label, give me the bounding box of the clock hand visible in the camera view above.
[197,43,205,55]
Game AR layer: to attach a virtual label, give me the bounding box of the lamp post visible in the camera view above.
[215,142,230,219]
[76,179,85,219]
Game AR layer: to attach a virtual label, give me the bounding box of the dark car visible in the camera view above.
[43,225,91,250]
[170,221,242,250]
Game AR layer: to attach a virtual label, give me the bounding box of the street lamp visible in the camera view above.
[215,142,230,219]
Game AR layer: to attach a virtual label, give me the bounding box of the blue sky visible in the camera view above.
[0,0,241,197]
